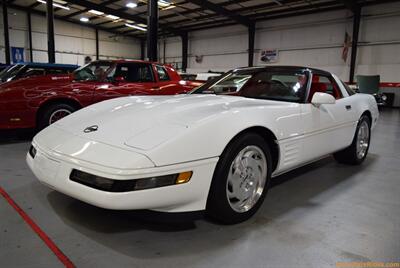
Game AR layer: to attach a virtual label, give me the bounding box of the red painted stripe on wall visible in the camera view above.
[0,187,75,268]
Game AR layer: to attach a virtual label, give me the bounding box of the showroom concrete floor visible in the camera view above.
[0,109,399,268]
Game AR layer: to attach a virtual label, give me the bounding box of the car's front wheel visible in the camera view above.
[37,103,77,131]
[333,115,371,165]
[206,133,272,224]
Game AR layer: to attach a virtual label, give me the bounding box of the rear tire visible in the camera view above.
[37,103,76,131]
[206,133,272,224]
[333,115,371,165]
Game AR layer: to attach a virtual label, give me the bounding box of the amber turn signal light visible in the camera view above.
[176,171,192,184]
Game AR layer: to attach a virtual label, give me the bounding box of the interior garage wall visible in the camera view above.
[0,7,141,66]
[161,1,400,82]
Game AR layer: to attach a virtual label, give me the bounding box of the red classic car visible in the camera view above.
[0,60,195,130]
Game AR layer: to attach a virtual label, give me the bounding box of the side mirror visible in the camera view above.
[311,92,336,106]
[114,76,125,83]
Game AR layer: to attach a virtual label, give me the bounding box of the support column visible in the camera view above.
[46,0,55,63]
[248,23,255,67]
[2,2,10,64]
[27,12,33,62]
[146,0,158,62]
[95,29,99,60]
[140,39,145,60]
[181,32,188,72]
[349,6,361,83]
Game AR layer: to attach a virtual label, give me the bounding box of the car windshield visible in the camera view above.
[73,61,114,81]
[192,69,309,103]
[0,64,25,82]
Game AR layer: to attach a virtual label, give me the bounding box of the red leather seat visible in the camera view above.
[308,82,327,102]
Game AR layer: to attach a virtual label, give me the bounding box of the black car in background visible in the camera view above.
[0,62,79,83]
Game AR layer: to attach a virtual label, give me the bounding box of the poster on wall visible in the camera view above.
[260,49,279,63]
[11,47,25,63]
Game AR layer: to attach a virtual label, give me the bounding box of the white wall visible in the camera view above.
[161,2,400,82]
[0,7,141,66]
[1,2,399,81]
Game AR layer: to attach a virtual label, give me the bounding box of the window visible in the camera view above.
[156,65,170,81]
[341,80,356,96]
[308,74,342,102]
[19,68,45,78]
[114,63,154,82]
[192,69,308,103]
[0,64,24,82]
[46,68,71,75]
[73,61,113,81]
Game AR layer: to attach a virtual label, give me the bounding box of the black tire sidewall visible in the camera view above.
[353,115,371,163]
[38,103,76,130]
[206,133,272,224]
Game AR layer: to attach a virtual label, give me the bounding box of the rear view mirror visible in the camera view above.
[311,92,336,106]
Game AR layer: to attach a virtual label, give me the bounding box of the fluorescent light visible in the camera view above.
[137,23,147,28]
[126,2,138,8]
[158,0,171,7]
[88,9,104,15]
[162,5,175,10]
[37,0,70,10]
[106,14,120,20]
[125,23,147,31]
[80,17,89,22]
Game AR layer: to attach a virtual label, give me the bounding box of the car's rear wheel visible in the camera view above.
[333,115,371,165]
[206,133,272,224]
[37,103,76,131]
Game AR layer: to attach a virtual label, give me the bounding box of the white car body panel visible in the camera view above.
[27,69,379,213]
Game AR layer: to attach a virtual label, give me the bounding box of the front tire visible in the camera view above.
[333,115,371,165]
[206,133,272,224]
[37,103,76,131]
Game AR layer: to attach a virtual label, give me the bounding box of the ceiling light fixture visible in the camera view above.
[125,23,147,31]
[80,17,89,22]
[88,9,104,15]
[37,0,70,10]
[126,2,138,8]
[106,14,120,20]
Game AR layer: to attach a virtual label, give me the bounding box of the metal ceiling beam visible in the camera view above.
[177,1,342,31]
[64,0,182,35]
[185,0,253,27]
[161,0,301,28]
[64,0,120,19]
[159,0,253,20]
[7,3,144,40]
[339,0,358,12]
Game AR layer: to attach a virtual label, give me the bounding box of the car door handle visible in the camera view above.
[345,105,352,110]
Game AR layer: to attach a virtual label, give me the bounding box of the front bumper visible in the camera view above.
[27,142,218,213]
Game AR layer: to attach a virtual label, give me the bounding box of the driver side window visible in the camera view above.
[114,63,154,82]
[20,68,45,78]
[309,75,342,102]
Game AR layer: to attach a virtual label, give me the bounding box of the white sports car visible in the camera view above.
[27,66,379,224]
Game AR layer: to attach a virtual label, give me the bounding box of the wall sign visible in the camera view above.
[260,49,279,63]
[11,47,25,63]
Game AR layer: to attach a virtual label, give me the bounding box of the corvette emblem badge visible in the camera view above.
[84,125,98,133]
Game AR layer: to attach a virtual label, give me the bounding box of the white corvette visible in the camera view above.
[27,66,379,224]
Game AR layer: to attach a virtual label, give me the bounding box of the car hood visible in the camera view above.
[54,94,285,151]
